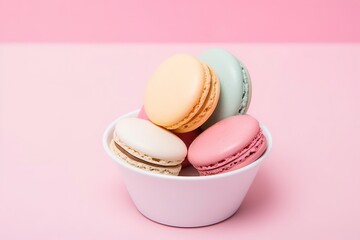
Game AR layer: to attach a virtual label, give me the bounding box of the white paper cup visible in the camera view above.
[103,109,272,227]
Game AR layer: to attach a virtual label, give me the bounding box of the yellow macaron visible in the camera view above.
[144,54,220,133]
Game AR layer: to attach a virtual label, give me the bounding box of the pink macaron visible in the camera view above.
[188,114,267,176]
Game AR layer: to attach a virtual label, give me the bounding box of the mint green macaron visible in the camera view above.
[199,48,252,129]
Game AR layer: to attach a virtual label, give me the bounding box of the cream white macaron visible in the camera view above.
[110,118,187,175]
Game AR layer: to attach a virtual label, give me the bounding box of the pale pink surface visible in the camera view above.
[1,44,360,238]
[0,0,360,42]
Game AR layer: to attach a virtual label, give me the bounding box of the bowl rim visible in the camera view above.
[103,109,272,181]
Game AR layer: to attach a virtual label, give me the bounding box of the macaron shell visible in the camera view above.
[144,54,206,128]
[137,105,201,167]
[172,65,220,133]
[114,118,187,162]
[199,48,251,129]
[188,115,261,167]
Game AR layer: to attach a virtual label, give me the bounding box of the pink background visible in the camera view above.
[0,0,359,42]
[1,0,360,239]
[1,44,360,239]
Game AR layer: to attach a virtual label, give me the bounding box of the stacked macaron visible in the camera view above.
[144,53,220,133]
[111,48,267,176]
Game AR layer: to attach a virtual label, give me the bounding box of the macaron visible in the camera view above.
[144,54,220,133]
[110,117,187,175]
[188,115,267,176]
[199,48,252,129]
[137,105,201,167]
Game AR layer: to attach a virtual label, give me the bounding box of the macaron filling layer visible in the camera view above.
[166,63,220,133]
[111,140,182,175]
[113,141,181,169]
[172,65,220,133]
[113,134,183,166]
[196,130,266,175]
[238,63,250,114]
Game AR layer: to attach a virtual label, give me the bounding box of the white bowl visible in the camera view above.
[103,109,272,227]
